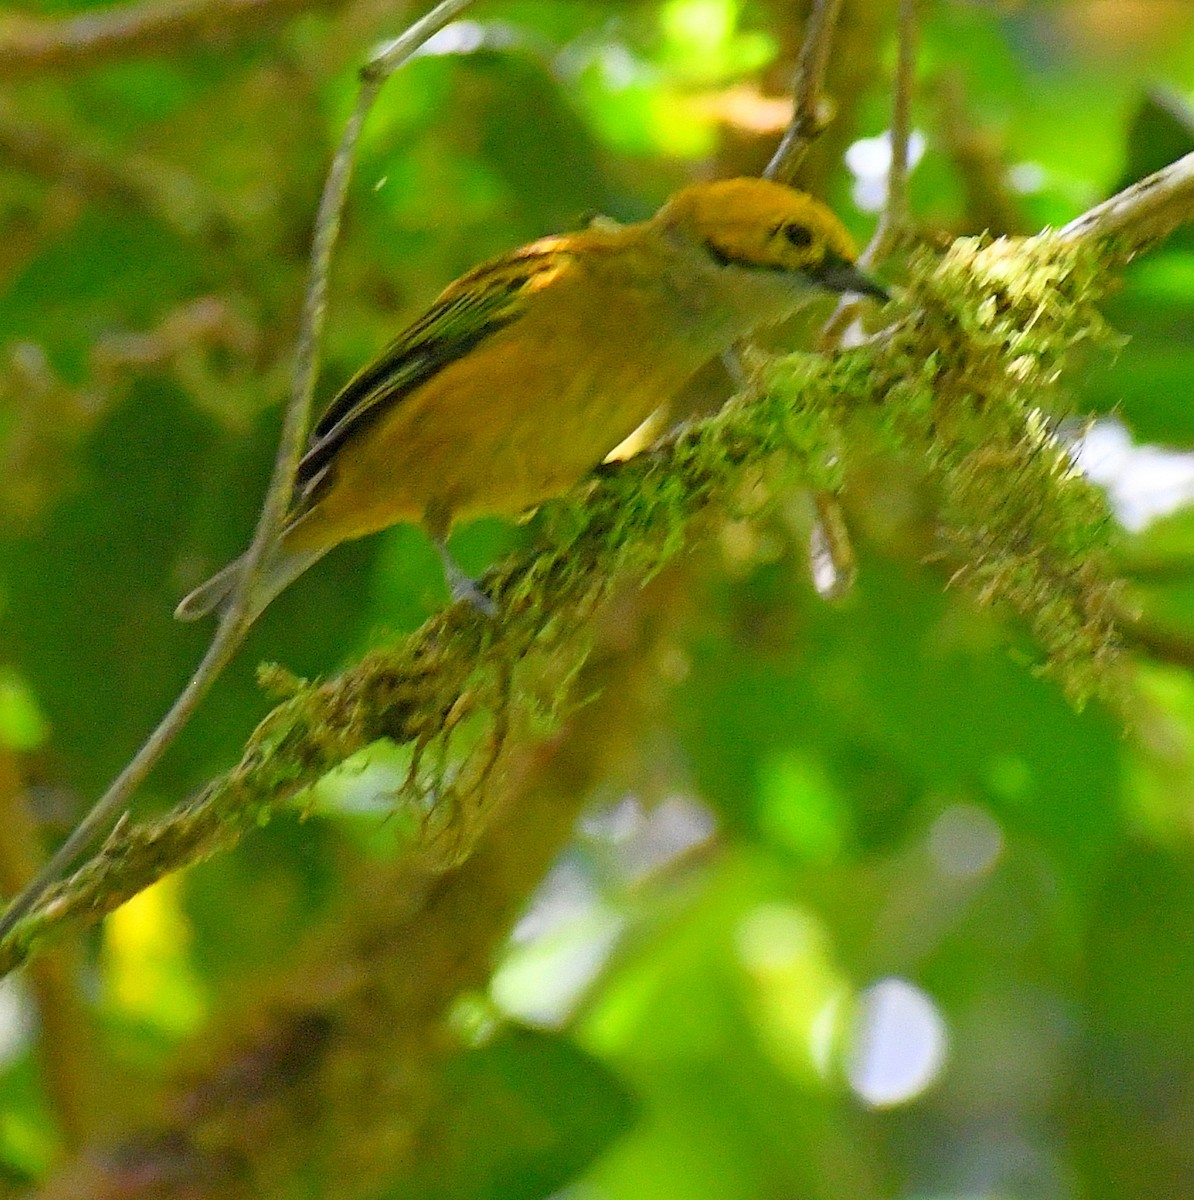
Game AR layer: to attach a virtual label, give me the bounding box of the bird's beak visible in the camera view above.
[815,254,890,303]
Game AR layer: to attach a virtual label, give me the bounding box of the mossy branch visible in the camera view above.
[32,582,675,1200]
[9,144,1194,973]
[0,0,480,945]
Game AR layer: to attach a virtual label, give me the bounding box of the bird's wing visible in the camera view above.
[294,239,574,497]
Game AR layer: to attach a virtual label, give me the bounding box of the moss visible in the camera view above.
[0,230,1128,972]
[870,233,1121,707]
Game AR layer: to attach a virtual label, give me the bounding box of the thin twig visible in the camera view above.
[759,0,848,593]
[0,0,479,943]
[763,0,846,184]
[819,0,917,348]
[1118,609,1194,673]
[809,490,856,600]
[809,0,917,596]
[0,0,346,78]
[937,71,1027,237]
[860,0,918,268]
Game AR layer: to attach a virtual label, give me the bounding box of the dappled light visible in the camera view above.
[1,0,1194,1197]
[848,977,948,1109]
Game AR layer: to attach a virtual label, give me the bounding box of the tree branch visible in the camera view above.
[762,0,845,184]
[0,433,711,974]
[809,0,918,596]
[859,0,917,268]
[937,71,1027,237]
[0,0,479,944]
[759,0,849,593]
[0,100,237,248]
[5,0,1194,968]
[9,142,1193,969]
[0,0,346,78]
[1119,608,1194,673]
[31,574,681,1200]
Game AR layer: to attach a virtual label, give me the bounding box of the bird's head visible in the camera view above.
[655,177,889,304]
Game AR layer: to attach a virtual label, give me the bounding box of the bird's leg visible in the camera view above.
[721,345,749,389]
[435,541,497,617]
[425,502,497,617]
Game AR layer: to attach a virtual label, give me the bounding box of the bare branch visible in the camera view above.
[1113,598,1194,673]
[937,71,1027,237]
[760,0,851,591]
[0,0,345,78]
[0,100,235,247]
[763,0,845,184]
[809,490,856,600]
[0,0,478,944]
[860,0,918,268]
[807,0,918,597]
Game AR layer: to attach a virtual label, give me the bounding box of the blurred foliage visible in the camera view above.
[2,0,1194,1197]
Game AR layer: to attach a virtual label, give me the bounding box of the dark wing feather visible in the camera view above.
[295,240,572,496]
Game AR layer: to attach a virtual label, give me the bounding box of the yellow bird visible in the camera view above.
[176,176,887,621]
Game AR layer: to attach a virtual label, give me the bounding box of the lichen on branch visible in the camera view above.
[0,228,1129,974]
[771,231,1121,705]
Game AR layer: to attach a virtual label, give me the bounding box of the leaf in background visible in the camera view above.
[677,558,1121,882]
[387,1026,637,1200]
[0,381,380,800]
[1075,844,1194,1200]
[1116,87,1194,209]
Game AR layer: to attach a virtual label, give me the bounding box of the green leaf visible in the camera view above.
[386,1026,637,1200]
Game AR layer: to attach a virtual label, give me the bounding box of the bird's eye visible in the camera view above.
[783,223,814,248]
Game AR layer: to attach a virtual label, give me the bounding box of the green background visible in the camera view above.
[2,0,1194,1196]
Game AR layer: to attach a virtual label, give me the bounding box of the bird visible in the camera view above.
[175,176,888,623]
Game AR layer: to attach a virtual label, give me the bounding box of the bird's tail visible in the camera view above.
[174,541,329,623]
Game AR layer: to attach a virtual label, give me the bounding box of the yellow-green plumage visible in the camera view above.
[176,177,886,621]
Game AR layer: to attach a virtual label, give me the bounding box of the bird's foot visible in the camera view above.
[436,540,497,617]
[450,572,497,618]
